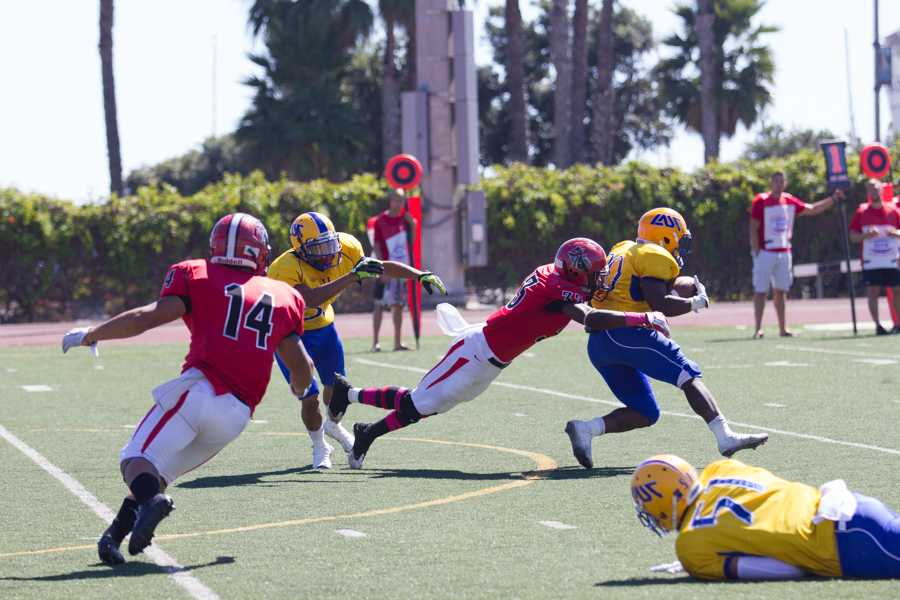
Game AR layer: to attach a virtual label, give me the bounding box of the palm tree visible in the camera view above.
[505,0,529,162]
[99,0,123,196]
[696,0,718,162]
[570,0,589,163]
[549,0,572,168]
[380,0,405,162]
[655,0,777,163]
[590,0,614,165]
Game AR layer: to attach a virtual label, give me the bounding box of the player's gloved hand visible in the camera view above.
[643,311,671,337]
[62,327,99,357]
[418,272,447,295]
[352,257,384,281]
[690,275,709,312]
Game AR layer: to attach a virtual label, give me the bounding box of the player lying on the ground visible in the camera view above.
[267,211,446,469]
[328,237,671,469]
[631,453,900,580]
[62,213,314,566]
[565,208,768,469]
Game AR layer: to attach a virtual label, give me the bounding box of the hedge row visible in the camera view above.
[1,146,890,322]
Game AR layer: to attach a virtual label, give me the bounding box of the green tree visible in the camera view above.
[742,124,839,161]
[655,0,777,162]
[239,0,374,181]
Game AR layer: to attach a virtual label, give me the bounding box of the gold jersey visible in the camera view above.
[676,459,841,580]
[267,232,364,330]
[590,240,680,313]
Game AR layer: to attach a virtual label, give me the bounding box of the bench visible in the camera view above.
[793,259,862,298]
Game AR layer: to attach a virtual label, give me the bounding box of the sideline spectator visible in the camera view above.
[749,172,843,338]
[371,189,416,351]
[849,179,900,335]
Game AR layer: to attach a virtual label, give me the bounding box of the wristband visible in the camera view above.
[623,312,648,328]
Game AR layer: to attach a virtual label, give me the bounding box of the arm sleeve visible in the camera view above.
[341,233,365,265]
[790,196,808,214]
[750,197,763,221]
[636,249,680,282]
[160,263,190,298]
[732,556,807,580]
[289,290,305,336]
[268,254,304,288]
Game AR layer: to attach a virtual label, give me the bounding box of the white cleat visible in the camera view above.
[324,419,355,455]
[565,420,594,469]
[312,441,333,470]
[718,432,769,458]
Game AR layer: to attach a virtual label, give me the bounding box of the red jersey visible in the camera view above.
[849,202,900,269]
[750,192,807,252]
[160,259,305,410]
[372,210,410,263]
[482,264,587,363]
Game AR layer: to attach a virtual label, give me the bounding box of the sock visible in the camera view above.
[366,408,427,440]
[357,387,409,411]
[308,423,326,447]
[707,415,734,445]
[130,472,161,505]
[587,417,606,436]
[348,388,360,403]
[105,497,138,544]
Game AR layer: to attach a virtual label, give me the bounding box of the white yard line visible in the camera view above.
[354,357,900,457]
[778,344,900,360]
[0,423,219,600]
[539,520,577,530]
[335,529,367,539]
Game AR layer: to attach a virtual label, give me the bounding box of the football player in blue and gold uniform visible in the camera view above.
[565,208,768,468]
[268,211,445,469]
[631,454,900,580]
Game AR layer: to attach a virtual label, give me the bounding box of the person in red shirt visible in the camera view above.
[328,238,671,469]
[749,172,843,338]
[61,213,314,565]
[371,189,417,351]
[849,179,900,335]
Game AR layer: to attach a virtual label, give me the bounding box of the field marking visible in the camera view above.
[0,423,219,600]
[763,360,809,368]
[779,344,900,360]
[539,521,577,530]
[0,437,556,560]
[853,358,898,366]
[21,384,52,392]
[354,357,900,457]
[336,529,367,539]
[763,403,786,408]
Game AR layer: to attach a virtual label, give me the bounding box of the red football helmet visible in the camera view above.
[209,213,271,275]
[554,237,608,293]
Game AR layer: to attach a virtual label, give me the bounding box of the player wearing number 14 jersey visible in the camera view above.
[328,238,672,469]
[62,213,314,565]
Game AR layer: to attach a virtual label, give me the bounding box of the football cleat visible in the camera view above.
[328,373,352,422]
[312,440,333,470]
[718,432,769,458]
[565,420,594,469]
[324,418,355,455]
[128,494,175,556]
[97,532,125,565]
[349,422,374,470]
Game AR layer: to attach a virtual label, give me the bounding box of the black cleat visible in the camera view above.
[98,532,125,565]
[128,494,174,556]
[565,420,594,469]
[329,373,352,421]
[349,422,374,469]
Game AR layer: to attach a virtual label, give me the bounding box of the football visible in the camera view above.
[670,275,697,298]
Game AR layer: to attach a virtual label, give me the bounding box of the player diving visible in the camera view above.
[267,211,447,469]
[328,237,672,469]
[631,454,900,580]
[565,208,769,468]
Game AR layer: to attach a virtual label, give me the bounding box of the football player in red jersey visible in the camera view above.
[62,213,314,565]
[328,238,670,468]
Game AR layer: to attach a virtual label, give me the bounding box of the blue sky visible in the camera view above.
[2,0,899,200]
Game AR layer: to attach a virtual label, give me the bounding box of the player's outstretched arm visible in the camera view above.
[66,296,186,352]
[293,258,385,307]
[641,277,698,317]
[559,304,670,337]
[277,334,315,397]
[382,261,447,295]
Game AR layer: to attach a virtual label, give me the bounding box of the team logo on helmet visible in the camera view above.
[566,246,591,272]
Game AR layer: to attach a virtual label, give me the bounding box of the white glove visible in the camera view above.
[62,327,99,357]
[690,275,709,312]
[645,311,671,338]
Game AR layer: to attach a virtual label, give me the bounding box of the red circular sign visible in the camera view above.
[860,143,891,179]
[385,154,423,190]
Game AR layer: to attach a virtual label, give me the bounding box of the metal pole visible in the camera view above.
[875,0,881,141]
[838,203,859,335]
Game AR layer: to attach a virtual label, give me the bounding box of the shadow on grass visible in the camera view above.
[177,466,354,489]
[338,465,633,481]
[541,465,633,479]
[0,555,235,582]
[596,575,825,587]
